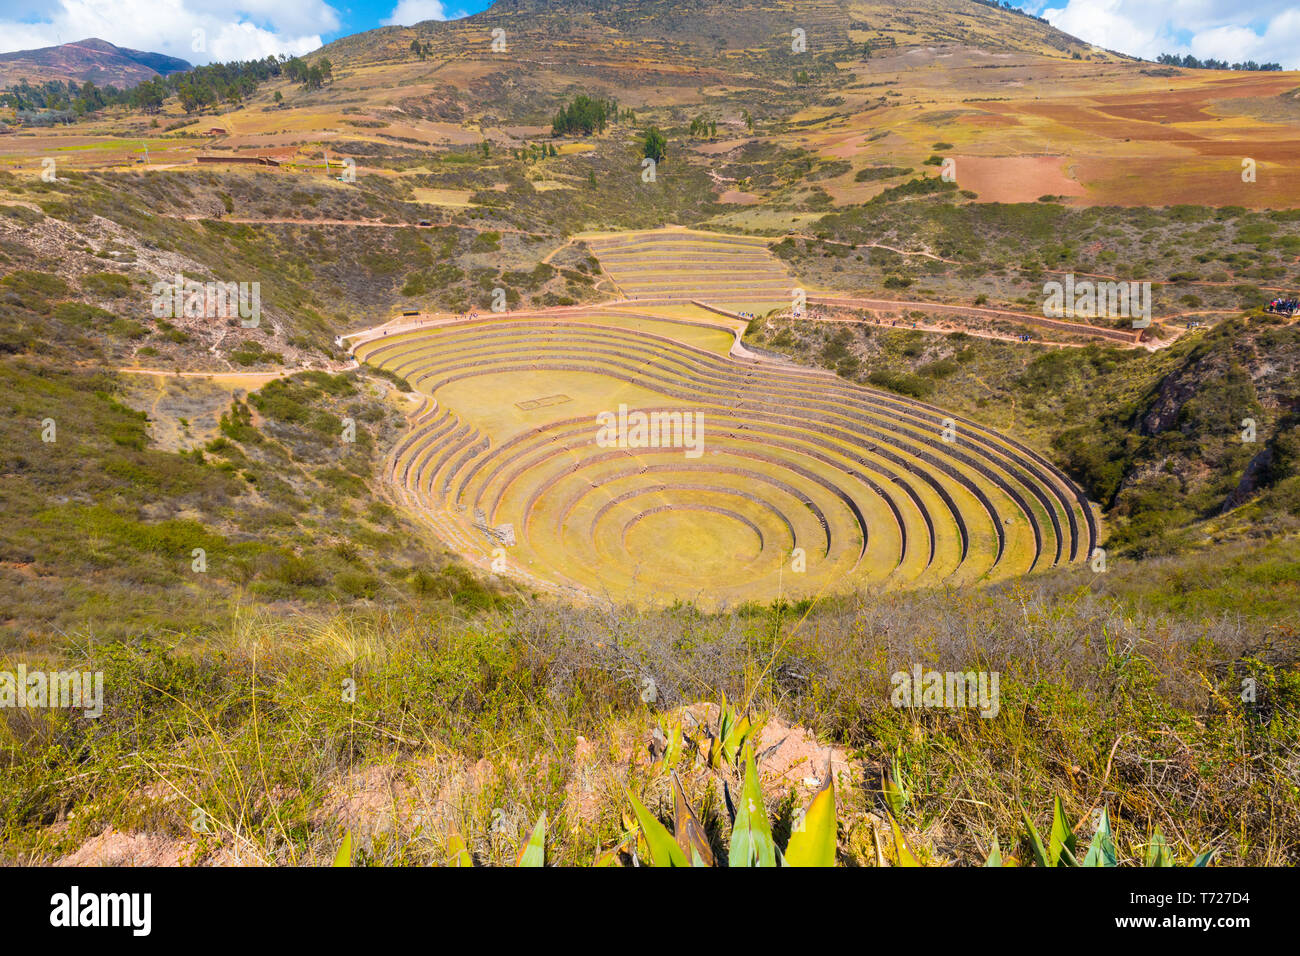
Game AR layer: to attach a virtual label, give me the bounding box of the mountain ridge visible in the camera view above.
[0,37,191,89]
[314,0,1106,68]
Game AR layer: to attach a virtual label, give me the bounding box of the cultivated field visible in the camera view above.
[354,296,1096,606]
[4,0,1296,212]
[583,226,797,310]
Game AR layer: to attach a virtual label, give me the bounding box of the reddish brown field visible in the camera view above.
[952,155,1087,203]
[791,53,1300,208]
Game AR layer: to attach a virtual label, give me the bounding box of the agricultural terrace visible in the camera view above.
[354,296,1097,607]
[582,227,797,312]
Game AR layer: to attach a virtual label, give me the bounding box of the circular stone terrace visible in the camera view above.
[346,228,1099,608]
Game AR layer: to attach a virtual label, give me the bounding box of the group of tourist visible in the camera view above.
[1266,297,1298,315]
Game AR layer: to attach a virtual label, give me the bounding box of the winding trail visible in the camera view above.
[116,361,358,383]
[173,214,552,238]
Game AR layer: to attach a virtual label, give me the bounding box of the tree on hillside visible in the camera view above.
[3,54,282,120]
[1155,52,1281,71]
[642,127,666,164]
[130,79,165,114]
[176,78,216,113]
[552,95,617,136]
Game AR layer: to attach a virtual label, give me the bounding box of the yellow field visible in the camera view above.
[409,187,477,207]
[354,300,1096,608]
[584,227,797,312]
[789,48,1300,207]
[3,9,1294,209]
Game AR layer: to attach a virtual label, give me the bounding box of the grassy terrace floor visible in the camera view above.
[582,227,798,311]
[354,300,1096,607]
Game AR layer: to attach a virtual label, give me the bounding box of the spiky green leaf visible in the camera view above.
[883,762,908,819]
[785,763,836,867]
[447,833,473,867]
[628,790,689,867]
[517,813,546,867]
[332,830,352,867]
[1020,805,1051,868]
[728,745,777,867]
[671,774,714,867]
[1145,826,1173,868]
[1049,796,1077,867]
[887,811,922,866]
[1083,808,1118,867]
[984,834,1003,867]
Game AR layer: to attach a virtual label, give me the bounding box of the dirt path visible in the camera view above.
[807,294,1143,345]
[801,312,1090,348]
[340,293,1180,353]
[173,214,552,237]
[810,298,1262,351]
[118,367,291,385]
[700,299,1084,350]
[540,237,574,264]
[177,215,438,228]
[117,360,358,384]
[783,233,957,263]
[340,303,613,346]
[339,285,1245,360]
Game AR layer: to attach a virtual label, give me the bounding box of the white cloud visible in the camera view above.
[381,1,454,27]
[1039,0,1300,68]
[1186,9,1300,67]
[0,0,339,65]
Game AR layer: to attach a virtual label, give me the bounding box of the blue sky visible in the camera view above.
[0,1,1295,69]
[325,1,486,41]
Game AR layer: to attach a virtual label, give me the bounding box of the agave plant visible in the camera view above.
[707,693,763,771]
[874,764,1217,869]
[633,694,836,866]
[328,724,1217,867]
[516,814,546,867]
[332,830,353,867]
[876,757,924,866]
[650,692,763,775]
[331,753,1215,867]
[615,742,838,867]
[1010,798,1214,867]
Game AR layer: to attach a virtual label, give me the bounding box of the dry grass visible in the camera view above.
[3,532,1295,866]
